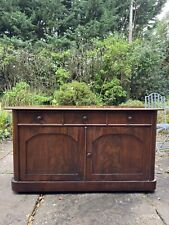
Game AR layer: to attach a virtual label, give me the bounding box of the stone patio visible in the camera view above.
[0,140,169,225]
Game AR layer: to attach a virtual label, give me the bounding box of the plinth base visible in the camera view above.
[12,178,156,193]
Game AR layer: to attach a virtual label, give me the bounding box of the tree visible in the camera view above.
[0,0,166,43]
[0,0,34,40]
[130,33,169,99]
[129,0,134,43]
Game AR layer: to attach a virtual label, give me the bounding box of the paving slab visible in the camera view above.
[0,140,12,159]
[0,152,13,174]
[145,151,169,225]
[0,174,38,225]
[34,151,169,225]
[0,140,13,175]
[34,193,164,225]
[0,141,38,225]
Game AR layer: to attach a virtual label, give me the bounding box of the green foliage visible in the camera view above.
[91,35,133,96]
[120,99,144,107]
[1,82,51,107]
[131,0,166,36]
[99,35,132,77]
[101,78,127,105]
[130,32,169,99]
[52,81,101,106]
[1,30,169,102]
[0,42,56,93]
[55,67,71,86]
[0,11,34,40]
[0,1,169,104]
[0,110,12,141]
[0,0,165,43]
[157,111,167,123]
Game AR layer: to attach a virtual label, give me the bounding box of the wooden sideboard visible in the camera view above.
[9,107,157,192]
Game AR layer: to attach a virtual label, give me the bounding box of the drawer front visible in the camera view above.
[17,110,153,125]
[108,111,152,124]
[63,111,106,124]
[17,110,63,124]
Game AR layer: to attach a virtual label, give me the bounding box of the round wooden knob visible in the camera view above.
[128,116,133,120]
[87,152,92,157]
[82,115,87,120]
[37,115,43,121]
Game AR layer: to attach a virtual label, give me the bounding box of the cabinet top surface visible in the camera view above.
[6,106,158,111]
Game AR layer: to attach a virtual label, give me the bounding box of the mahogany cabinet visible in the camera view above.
[9,107,157,192]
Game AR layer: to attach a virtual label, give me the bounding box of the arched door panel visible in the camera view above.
[19,126,85,181]
[86,127,151,181]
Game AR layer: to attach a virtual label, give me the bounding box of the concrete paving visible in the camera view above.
[0,141,38,225]
[34,193,165,225]
[0,140,169,225]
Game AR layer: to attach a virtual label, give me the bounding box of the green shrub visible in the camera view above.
[1,82,51,107]
[120,99,144,107]
[101,78,127,105]
[55,67,71,86]
[0,110,12,141]
[52,81,101,106]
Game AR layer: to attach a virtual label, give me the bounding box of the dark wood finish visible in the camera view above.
[63,111,106,124]
[19,126,85,181]
[17,110,63,124]
[86,126,151,181]
[9,107,157,192]
[12,110,20,181]
[12,179,156,192]
[107,111,152,124]
[7,106,158,111]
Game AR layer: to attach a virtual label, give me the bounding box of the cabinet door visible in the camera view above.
[86,126,152,181]
[19,126,85,181]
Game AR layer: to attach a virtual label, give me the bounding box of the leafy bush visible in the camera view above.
[101,78,127,105]
[55,67,71,86]
[52,81,101,106]
[120,99,144,107]
[0,43,56,94]
[0,110,12,141]
[1,82,51,107]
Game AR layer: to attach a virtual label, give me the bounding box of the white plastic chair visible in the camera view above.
[145,93,169,151]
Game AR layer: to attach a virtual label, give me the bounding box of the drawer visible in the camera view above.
[17,110,63,124]
[108,111,152,124]
[63,111,106,124]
